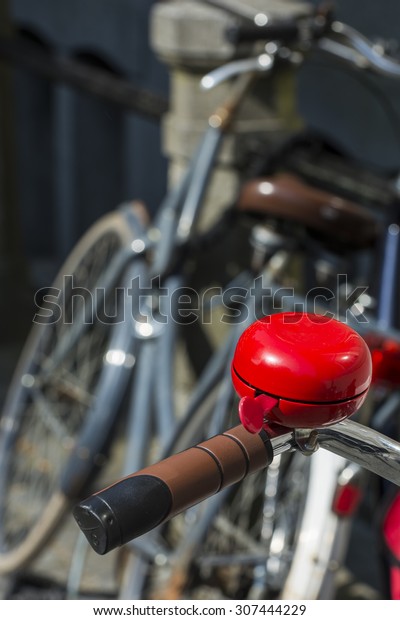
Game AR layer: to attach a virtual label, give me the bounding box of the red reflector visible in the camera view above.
[383,493,400,559]
[332,484,362,517]
[364,333,400,387]
[383,494,400,599]
[390,568,400,600]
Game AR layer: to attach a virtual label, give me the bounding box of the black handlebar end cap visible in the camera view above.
[72,475,173,555]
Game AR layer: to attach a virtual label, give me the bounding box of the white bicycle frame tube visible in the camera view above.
[281,449,348,599]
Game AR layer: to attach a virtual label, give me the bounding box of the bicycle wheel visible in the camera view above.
[0,204,146,575]
[126,376,349,600]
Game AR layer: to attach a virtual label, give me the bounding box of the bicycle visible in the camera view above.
[1,2,400,600]
[73,312,400,597]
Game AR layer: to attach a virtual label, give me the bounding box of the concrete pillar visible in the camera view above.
[150,0,312,228]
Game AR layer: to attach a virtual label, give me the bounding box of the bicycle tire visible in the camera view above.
[0,205,146,575]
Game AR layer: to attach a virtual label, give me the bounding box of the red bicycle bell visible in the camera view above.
[231,312,372,433]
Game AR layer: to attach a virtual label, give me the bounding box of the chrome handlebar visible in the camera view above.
[200,53,275,90]
[318,21,400,78]
[302,420,400,487]
[201,17,400,91]
[267,418,400,488]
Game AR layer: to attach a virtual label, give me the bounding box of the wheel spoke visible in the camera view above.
[30,387,76,441]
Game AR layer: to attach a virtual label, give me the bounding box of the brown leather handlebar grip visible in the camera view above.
[73,425,273,555]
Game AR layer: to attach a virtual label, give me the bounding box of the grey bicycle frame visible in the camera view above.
[59,10,400,496]
[63,13,400,597]
[122,26,400,598]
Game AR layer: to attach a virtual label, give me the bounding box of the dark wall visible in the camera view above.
[7,0,169,283]
[4,0,400,287]
[299,0,400,171]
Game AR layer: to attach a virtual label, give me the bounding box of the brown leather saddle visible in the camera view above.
[236,172,380,249]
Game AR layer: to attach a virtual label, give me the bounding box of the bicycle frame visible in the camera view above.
[69,12,400,599]
[5,5,400,600]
